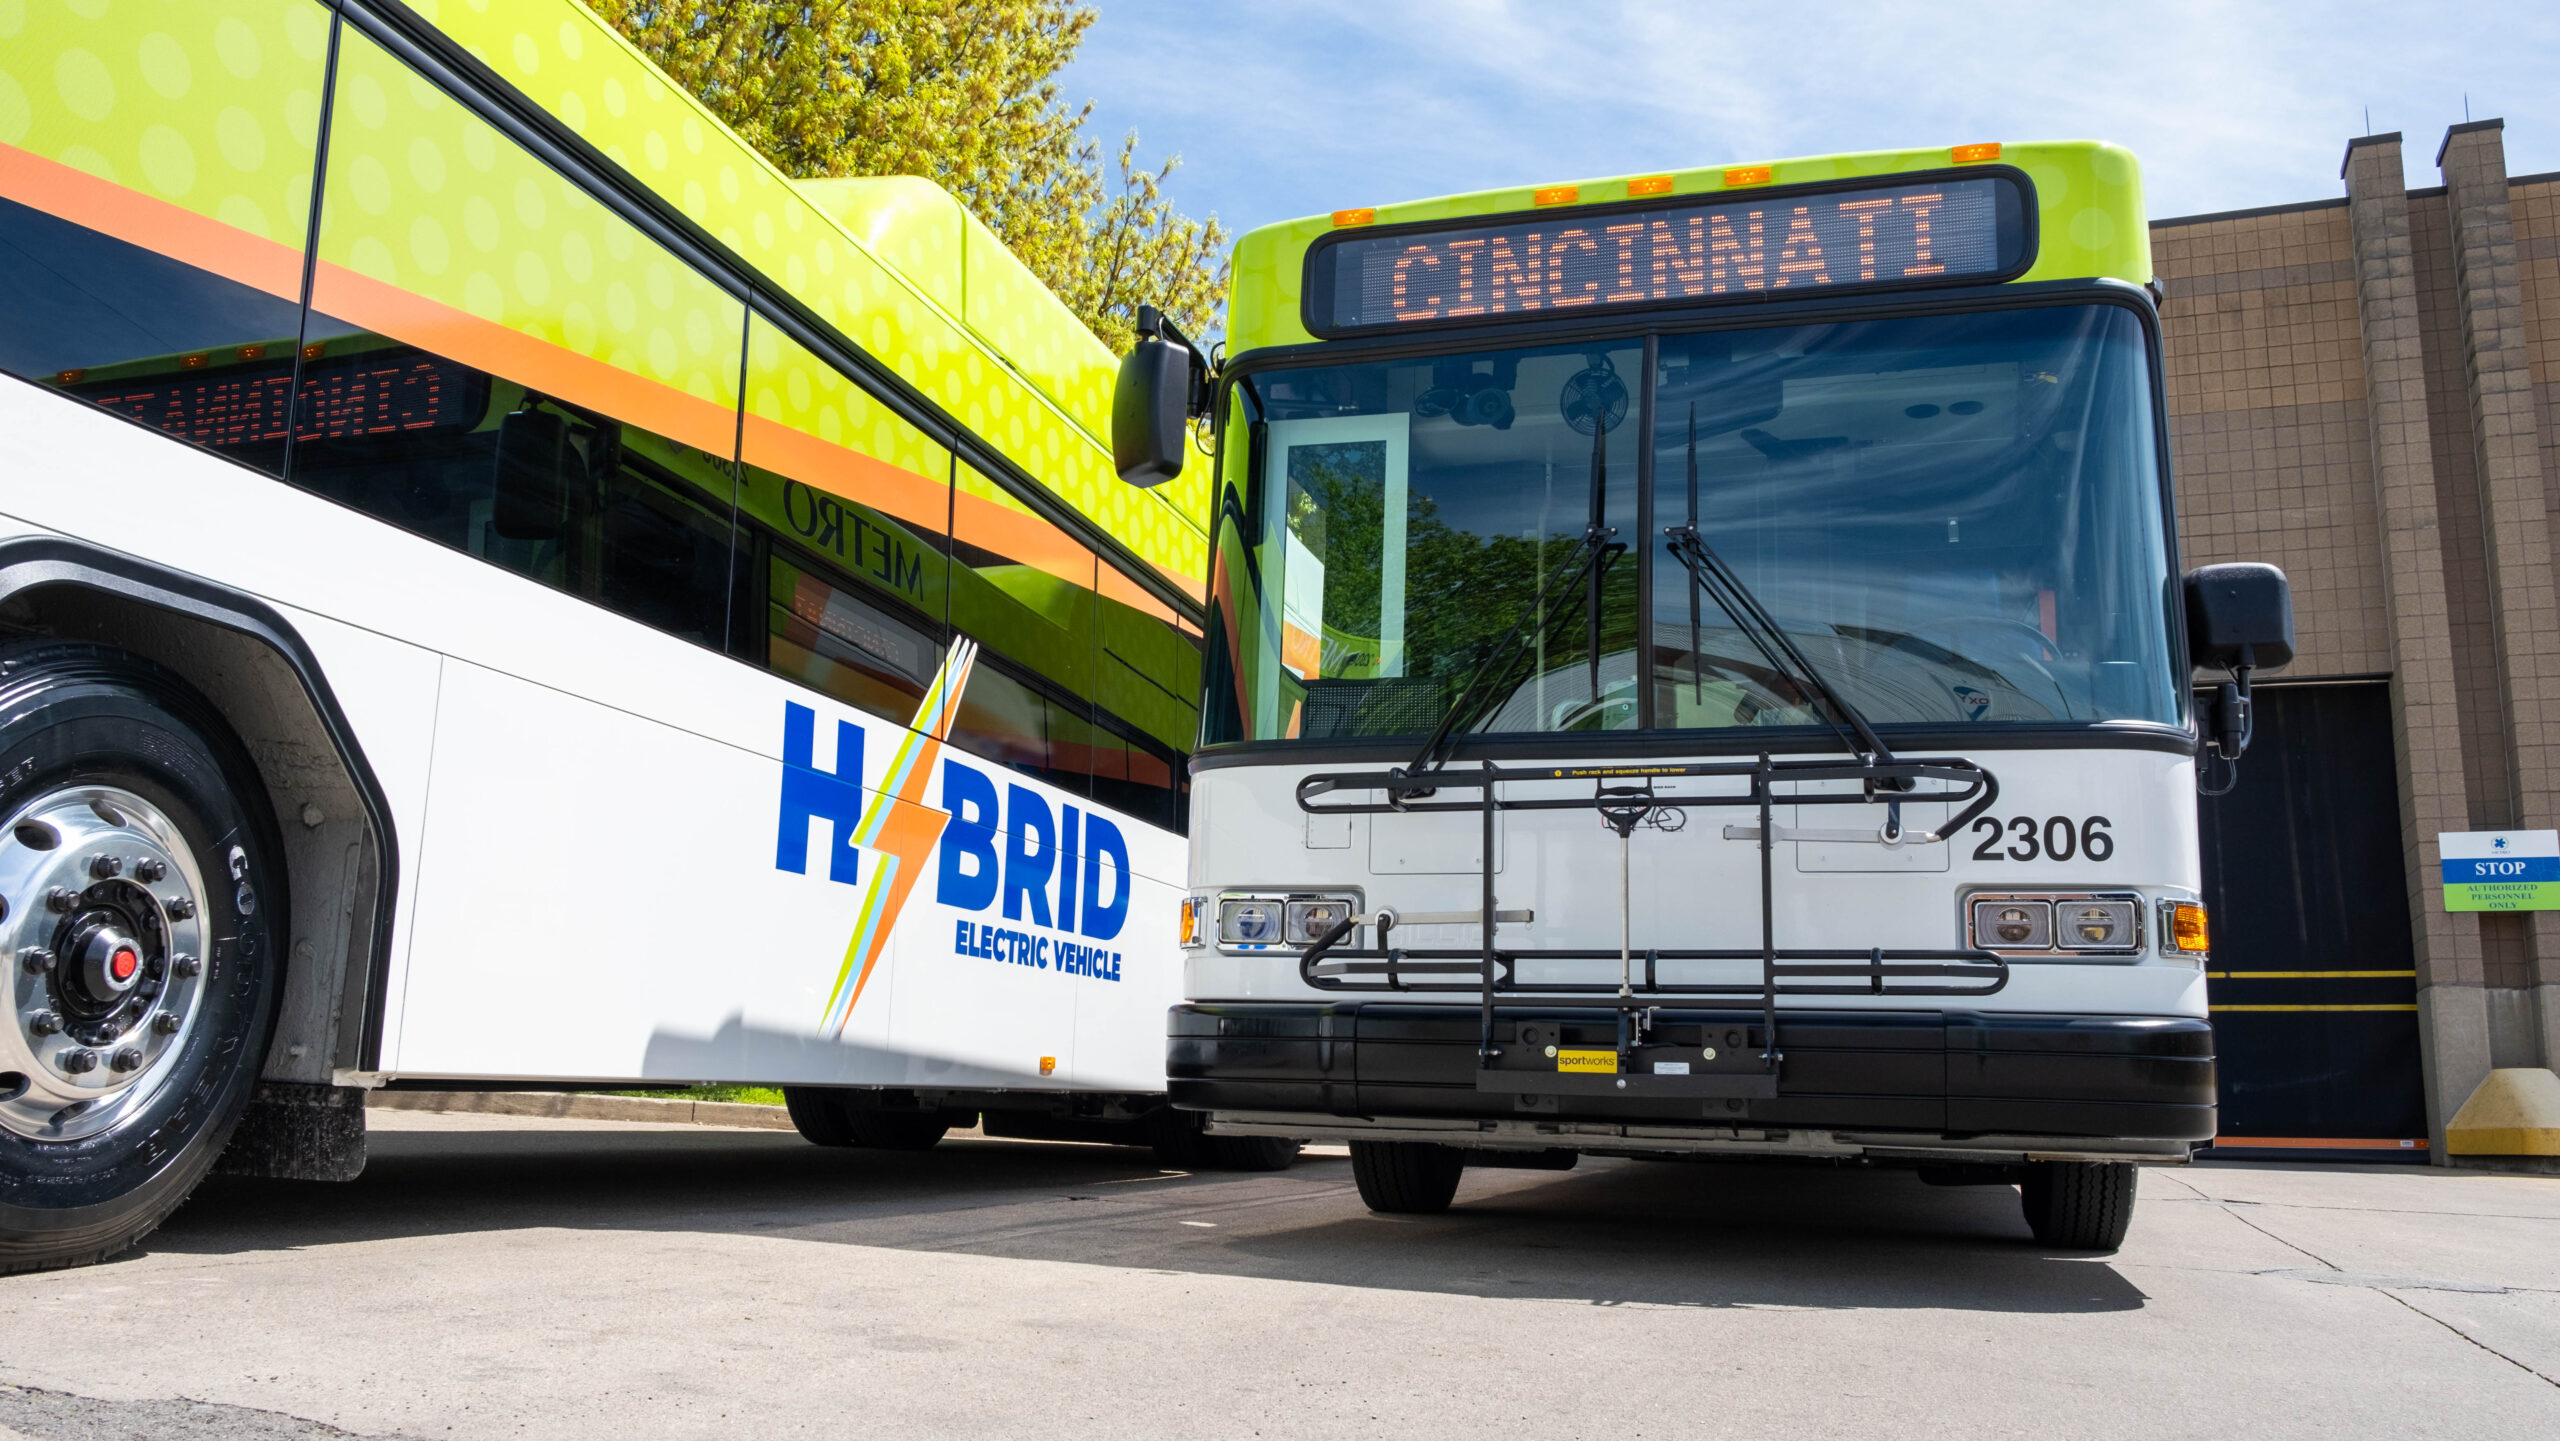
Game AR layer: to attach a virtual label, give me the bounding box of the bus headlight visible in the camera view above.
[1284,896,1357,944]
[1972,898,2052,949]
[1219,898,1283,946]
[1966,892,2144,956]
[2057,900,2139,950]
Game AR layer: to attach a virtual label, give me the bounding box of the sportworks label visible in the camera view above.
[2439,829,2560,912]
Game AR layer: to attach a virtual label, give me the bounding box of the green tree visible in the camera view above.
[592,0,1229,351]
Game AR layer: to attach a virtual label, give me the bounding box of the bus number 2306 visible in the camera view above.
[1970,815,2115,863]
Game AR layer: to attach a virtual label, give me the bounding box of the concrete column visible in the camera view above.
[2440,120,2560,1073]
[2343,133,2489,1151]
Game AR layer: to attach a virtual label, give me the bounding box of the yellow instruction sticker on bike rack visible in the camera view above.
[1557,1049,1618,1075]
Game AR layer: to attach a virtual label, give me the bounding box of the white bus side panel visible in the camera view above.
[0,374,1183,1090]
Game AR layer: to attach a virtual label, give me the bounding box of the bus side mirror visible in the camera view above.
[1113,305,1210,489]
[492,407,574,541]
[2186,562,2292,764]
[2185,562,2293,674]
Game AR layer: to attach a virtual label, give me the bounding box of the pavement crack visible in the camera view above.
[2378,1290,2560,1390]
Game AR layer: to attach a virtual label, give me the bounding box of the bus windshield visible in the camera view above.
[1217,303,2179,745]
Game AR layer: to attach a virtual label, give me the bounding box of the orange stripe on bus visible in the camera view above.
[0,143,306,302]
[308,262,740,456]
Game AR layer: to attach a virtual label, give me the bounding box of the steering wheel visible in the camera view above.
[1918,616,2074,720]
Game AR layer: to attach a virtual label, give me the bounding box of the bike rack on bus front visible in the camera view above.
[1291,755,2010,1101]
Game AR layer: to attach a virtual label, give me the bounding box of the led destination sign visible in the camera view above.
[1311,173,2027,334]
[62,347,485,452]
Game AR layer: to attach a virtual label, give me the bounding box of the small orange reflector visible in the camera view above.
[1039,1055,1057,1077]
[1177,899,1199,947]
[180,353,208,369]
[2169,902,2210,953]
[1627,175,1674,197]
[1331,207,1376,227]
[302,342,326,360]
[54,369,84,385]
[1533,185,1579,206]
[1951,142,2003,163]
[1723,166,1772,187]
[237,344,266,362]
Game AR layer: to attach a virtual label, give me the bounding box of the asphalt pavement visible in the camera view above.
[1,1109,2555,1439]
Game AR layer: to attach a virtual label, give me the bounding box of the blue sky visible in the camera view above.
[1062,0,2560,246]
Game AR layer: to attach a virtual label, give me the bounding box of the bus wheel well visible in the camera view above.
[0,540,395,1135]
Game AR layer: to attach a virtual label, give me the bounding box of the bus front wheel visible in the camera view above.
[0,644,282,1275]
[2020,1160,2137,1251]
[1348,1140,1465,1214]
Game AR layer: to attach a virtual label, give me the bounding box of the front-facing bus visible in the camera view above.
[1127,144,2293,1250]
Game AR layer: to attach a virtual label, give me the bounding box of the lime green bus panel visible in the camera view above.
[1227,141,2149,355]
[0,0,331,303]
[315,26,744,453]
[405,0,1208,596]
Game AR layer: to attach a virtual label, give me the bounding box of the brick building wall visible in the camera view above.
[2156,120,2560,1148]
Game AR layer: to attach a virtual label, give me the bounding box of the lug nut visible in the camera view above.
[164,896,194,920]
[135,858,166,883]
[46,888,80,913]
[152,1012,179,1035]
[88,854,122,879]
[109,1047,142,1073]
[20,946,53,974]
[60,1048,98,1074]
[29,1010,60,1036]
[172,953,200,978]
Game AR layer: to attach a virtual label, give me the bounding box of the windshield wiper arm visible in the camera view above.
[1660,522,1893,763]
[1409,526,1625,774]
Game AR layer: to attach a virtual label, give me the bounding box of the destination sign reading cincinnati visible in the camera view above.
[1322,176,2014,331]
[2439,829,2560,912]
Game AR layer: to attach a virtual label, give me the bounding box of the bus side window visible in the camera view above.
[286,27,745,649]
[731,317,955,725]
[948,463,1101,796]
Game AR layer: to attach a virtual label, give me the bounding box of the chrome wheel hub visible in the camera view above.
[0,786,211,1141]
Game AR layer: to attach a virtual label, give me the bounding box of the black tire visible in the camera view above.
[1348,1140,1465,1214]
[0,643,283,1275]
[2021,1160,2138,1251]
[781,1090,952,1150]
[782,1087,858,1147]
[845,1111,949,1150]
[1147,1110,1299,1171]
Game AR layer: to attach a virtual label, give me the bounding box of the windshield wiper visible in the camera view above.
[1664,405,1893,764]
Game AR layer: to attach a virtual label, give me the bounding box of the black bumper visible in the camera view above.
[1168,1004,2215,1143]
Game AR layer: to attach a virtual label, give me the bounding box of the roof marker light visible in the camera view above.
[1533,185,1579,206]
[1331,207,1377,227]
[1722,166,1772,187]
[1627,176,1674,197]
[1951,142,2003,163]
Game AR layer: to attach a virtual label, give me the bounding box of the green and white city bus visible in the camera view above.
[0,0,1281,1276]
[1117,142,2295,1250]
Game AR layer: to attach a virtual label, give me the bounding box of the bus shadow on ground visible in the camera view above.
[149,1119,2146,1315]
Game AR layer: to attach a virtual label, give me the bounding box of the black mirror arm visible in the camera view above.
[1136,305,1215,419]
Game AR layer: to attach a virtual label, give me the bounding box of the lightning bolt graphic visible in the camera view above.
[819,637,979,1037]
